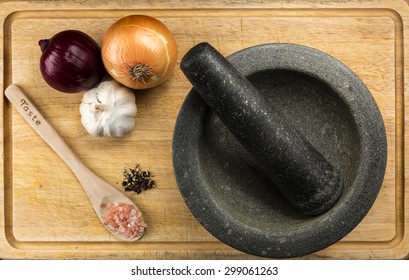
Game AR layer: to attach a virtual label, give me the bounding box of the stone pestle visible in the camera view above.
[180,42,343,215]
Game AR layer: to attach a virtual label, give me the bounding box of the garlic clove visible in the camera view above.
[80,80,137,137]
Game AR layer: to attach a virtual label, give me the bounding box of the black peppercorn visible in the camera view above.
[120,164,155,194]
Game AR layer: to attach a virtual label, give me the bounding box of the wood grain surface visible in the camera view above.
[0,0,408,259]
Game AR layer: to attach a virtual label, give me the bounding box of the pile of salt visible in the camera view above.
[101,202,146,239]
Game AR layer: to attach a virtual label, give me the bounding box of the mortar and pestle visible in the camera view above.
[172,43,387,258]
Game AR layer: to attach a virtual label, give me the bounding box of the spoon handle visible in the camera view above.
[5,84,89,180]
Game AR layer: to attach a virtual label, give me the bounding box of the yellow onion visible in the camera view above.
[101,15,177,89]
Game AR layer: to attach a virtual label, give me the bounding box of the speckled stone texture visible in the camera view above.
[180,42,342,216]
[172,43,387,258]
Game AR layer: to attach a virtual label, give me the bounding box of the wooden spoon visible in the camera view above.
[5,84,146,241]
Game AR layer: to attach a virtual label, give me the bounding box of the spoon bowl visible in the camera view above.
[5,84,145,241]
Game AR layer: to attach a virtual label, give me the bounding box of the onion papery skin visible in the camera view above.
[101,15,178,89]
[39,30,105,93]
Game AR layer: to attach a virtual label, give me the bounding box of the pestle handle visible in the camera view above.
[180,42,342,215]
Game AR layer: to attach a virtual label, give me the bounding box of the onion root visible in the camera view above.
[124,63,153,84]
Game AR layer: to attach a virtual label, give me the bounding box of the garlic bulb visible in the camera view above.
[80,80,137,137]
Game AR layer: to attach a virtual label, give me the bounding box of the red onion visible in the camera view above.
[39,30,105,93]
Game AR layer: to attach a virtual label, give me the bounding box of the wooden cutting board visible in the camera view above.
[0,0,408,259]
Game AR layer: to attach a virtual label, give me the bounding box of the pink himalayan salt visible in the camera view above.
[101,202,146,239]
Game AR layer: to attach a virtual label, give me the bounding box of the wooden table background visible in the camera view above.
[0,0,408,259]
